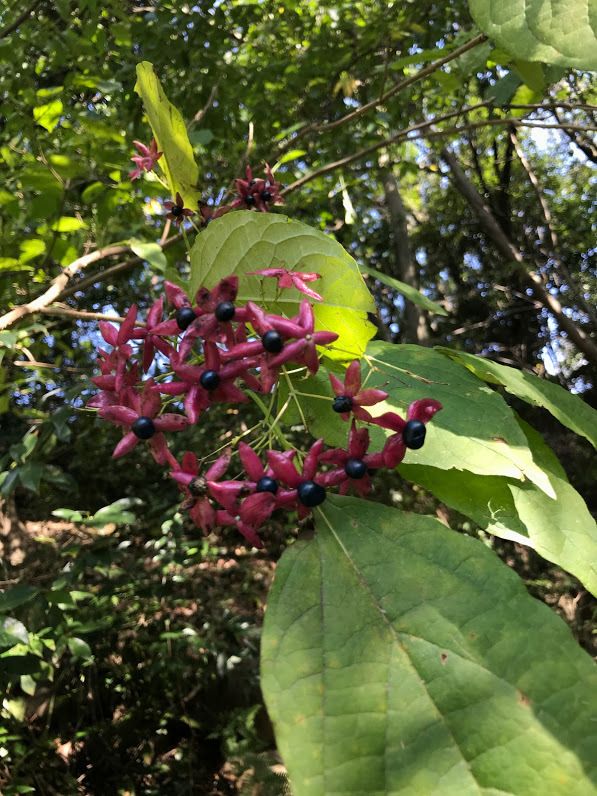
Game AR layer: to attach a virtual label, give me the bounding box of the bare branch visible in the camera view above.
[0,234,181,331]
[37,307,131,324]
[0,0,42,39]
[187,80,221,132]
[440,146,597,364]
[275,33,488,157]
[510,130,597,331]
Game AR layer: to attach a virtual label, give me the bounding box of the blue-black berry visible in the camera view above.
[171,205,183,217]
[176,307,196,330]
[344,458,367,479]
[262,329,283,353]
[256,476,278,494]
[297,480,326,508]
[215,301,235,322]
[262,190,272,201]
[132,416,155,439]
[244,195,256,206]
[402,419,426,449]
[200,370,220,391]
[332,395,353,414]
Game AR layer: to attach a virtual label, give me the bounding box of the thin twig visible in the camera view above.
[38,307,131,324]
[0,0,42,38]
[187,80,221,132]
[13,361,87,372]
[275,33,488,158]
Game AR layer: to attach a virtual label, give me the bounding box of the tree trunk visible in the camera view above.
[380,168,428,344]
[439,146,597,365]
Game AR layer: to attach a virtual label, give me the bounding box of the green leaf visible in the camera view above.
[513,59,546,91]
[0,585,38,613]
[0,618,29,648]
[130,238,168,272]
[284,343,556,495]
[403,418,597,596]
[485,70,522,105]
[469,0,597,70]
[436,347,597,449]
[49,217,87,233]
[51,508,83,521]
[20,674,37,696]
[261,496,597,796]
[33,100,63,132]
[18,461,43,493]
[188,129,214,146]
[67,637,93,661]
[19,239,46,263]
[134,62,201,209]
[187,211,376,361]
[360,265,448,315]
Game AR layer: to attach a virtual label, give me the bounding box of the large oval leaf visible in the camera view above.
[187,211,376,360]
[134,62,201,208]
[261,496,597,795]
[403,418,597,597]
[468,0,597,70]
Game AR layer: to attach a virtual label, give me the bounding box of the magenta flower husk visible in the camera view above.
[91,164,442,548]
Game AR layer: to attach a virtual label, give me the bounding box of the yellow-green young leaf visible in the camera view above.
[437,347,597,449]
[134,62,200,209]
[130,238,167,272]
[33,100,63,132]
[469,0,597,71]
[49,217,87,233]
[187,211,376,361]
[402,417,597,597]
[360,264,448,315]
[262,496,597,796]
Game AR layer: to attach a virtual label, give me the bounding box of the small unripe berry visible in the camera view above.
[402,419,426,449]
[262,329,283,353]
[297,480,326,508]
[200,370,220,391]
[344,458,367,479]
[256,476,278,494]
[176,307,196,330]
[215,301,235,322]
[332,395,353,414]
[132,416,155,439]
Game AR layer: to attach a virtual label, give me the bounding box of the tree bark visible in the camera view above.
[439,146,597,364]
[380,168,428,344]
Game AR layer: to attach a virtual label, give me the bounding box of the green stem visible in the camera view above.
[248,391,292,450]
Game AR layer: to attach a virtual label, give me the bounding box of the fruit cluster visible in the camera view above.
[89,271,441,548]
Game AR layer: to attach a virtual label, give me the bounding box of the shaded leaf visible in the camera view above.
[130,238,168,272]
[360,264,448,315]
[0,585,38,613]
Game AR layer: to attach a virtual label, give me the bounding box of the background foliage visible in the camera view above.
[1,0,596,792]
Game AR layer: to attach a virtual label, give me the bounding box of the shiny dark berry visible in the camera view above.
[402,419,426,449]
[262,329,283,353]
[188,476,208,497]
[200,370,220,391]
[176,307,196,330]
[249,180,257,187]
[297,480,326,508]
[332,395,353,414]
[262,190,272,201]
[171,205,183,217]
[132,416,155,440]
[215,301,235,322]
[244,195,256,206]
[256,476,278,495]
[344,458,367,479]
